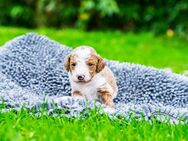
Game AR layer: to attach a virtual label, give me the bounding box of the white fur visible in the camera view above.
[72,46,91,59]
[70,47,92,82]
[68,46,118,103]
[69,72,104,100]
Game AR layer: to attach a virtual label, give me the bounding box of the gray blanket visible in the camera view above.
[0,33,187,124]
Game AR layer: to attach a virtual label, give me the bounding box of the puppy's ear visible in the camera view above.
[64,54,71,71]
[96,56,105,73]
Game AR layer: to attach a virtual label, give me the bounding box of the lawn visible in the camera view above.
[0,26,188,141]
[0,108,187,141]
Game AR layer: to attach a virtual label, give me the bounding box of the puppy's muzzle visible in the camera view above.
[77,75,85,81]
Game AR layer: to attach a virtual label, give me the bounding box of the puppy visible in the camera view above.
[64,46,118,107]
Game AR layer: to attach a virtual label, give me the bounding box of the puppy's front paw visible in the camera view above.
[98,90,114,107]
[72,91,85,100]
[72,91,82,97]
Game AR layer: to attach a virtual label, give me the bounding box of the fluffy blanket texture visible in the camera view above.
[0,33,187,124]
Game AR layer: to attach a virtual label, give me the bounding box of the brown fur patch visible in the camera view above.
[86,55,98,77]
[96,56,105,73]
[69,55,77,72]
[64,55,71,71]
[98,89,114,107]
[64,54,77,72]
[86,54,105,77]
[72,91,82,97]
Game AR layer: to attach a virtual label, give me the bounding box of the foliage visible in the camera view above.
[0,0,187,35]
[0,26,188,73]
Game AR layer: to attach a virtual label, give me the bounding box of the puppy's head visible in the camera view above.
[64,46,105,83]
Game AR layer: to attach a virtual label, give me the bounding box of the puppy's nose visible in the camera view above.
[77,75,85,81]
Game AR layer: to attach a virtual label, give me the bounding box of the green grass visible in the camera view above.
[0,108,187,141]
[0,26,188,73]
[0,26,188,141]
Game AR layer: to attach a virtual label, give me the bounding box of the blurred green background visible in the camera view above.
[0,0,188,36]
[0,0,188,73]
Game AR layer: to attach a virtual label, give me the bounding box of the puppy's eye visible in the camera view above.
[88,63,94,66]
[71,63,76,67]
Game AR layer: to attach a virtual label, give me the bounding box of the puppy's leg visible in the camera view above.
[72,91,83,97]
[98,89,114,107]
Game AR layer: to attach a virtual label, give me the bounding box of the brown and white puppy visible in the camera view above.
[64,46,118,107]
